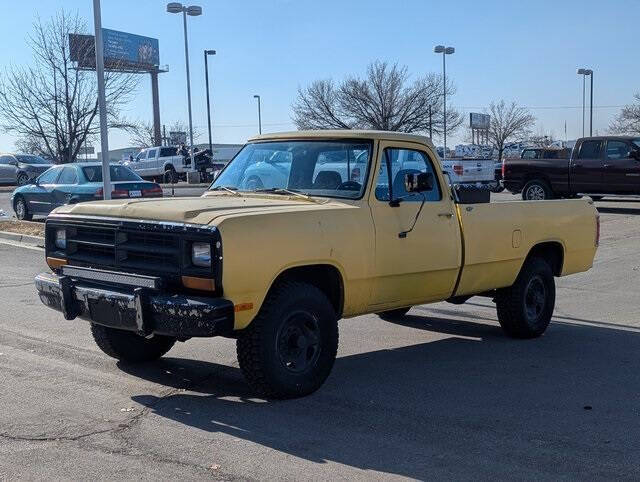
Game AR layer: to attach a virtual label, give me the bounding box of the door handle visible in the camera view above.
[603,164,613,168]
[438,212,453,218]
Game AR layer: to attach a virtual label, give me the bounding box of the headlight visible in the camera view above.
[191,242,211,268]
[55,228,66,250]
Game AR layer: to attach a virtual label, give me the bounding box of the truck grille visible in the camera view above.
[66,225,181,275]
[45,218,221,283]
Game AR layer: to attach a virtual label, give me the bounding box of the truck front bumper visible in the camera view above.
[35,271,235,338]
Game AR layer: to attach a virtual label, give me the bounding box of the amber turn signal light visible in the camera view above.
[46,257,67,270]
[181,276,215,291]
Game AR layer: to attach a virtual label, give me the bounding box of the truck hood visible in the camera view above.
[51,193,354,225]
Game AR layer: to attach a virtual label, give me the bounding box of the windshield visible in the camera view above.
[210,140,373,199]
[82,165,142,182]
[16,154,49,165]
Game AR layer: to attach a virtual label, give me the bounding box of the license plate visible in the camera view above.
[129,190,142,197]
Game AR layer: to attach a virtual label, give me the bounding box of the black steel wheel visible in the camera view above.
[237,280,339,399]
[496,257,555,338]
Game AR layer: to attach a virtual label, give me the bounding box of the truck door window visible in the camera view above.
[605,141,631,160]
[577,141,602,159]
[375,148,441,202]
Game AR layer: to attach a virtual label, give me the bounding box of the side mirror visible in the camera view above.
[8,160,18,167]
[405,172,433,193]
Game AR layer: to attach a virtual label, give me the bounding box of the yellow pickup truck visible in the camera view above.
[35,130,599,398]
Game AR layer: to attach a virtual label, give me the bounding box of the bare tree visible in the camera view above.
[0,11,138,163]
[292,61,463,138]
[127,120,202,148]
[610,93,640,135]
[487,100,536,160]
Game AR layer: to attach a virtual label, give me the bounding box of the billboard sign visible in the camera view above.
[102,29,159,69]
[69,29,159,72]
[470,112,490,129]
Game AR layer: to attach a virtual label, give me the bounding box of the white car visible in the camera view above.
[122,146,189,183]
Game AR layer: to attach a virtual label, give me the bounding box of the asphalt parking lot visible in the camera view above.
[1,194,640,479]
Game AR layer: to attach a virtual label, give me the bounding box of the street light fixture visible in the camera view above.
[204,49,216,155]
[577,68,593,137]
[253,94,262,135]
[434,45,455,160]
[167,2,202,172]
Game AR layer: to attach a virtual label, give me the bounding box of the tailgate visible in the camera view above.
[441,159,495,183]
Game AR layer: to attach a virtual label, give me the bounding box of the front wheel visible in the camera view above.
[495,257,555,339]
[90,324,176,362]
[14,196,32,221]
[522,179,554,200]
[236,281,339,399]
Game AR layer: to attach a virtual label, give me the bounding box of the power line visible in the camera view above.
[459,105,624,110]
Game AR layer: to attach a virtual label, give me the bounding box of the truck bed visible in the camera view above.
[454,198,598,296]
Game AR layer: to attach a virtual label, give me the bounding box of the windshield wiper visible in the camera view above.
[253,188,317,202]
[211,186,241,196]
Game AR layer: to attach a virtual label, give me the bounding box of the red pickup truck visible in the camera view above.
[503,136,640,200]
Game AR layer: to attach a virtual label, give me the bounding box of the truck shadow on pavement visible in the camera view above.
[125,316,640,479]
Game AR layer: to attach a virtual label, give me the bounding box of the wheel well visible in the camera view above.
[164,164,175,172]
[269,264,344,317]
[523,173,551,187]
[525,242,564,276]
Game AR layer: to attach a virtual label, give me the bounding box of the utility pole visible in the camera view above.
[92,0,111,199]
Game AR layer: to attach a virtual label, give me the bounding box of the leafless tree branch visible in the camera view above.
[291,60,462,138]
[0,10,139,162]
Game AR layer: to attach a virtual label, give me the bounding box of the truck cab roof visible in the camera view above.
[248,129,434,148]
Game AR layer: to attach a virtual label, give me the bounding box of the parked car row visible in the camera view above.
[0,153,53,186]
[11,163,162,220]
[502,136,640,200]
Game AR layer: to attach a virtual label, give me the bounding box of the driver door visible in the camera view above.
[369,141,462,308]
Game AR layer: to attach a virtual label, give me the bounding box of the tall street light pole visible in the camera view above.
[167,3,202,171]
[577,68,593,137]
[204,49,216,154]
[434,45,455,160]
[253,95,262,135]
[92,0,111,199]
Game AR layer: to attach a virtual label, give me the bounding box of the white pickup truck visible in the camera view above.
[122,146,189,183]
[440,158,495,186]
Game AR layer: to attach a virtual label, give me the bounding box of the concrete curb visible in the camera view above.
[0,230,45,247]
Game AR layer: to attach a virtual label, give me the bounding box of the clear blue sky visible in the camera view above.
[0,0,638,151]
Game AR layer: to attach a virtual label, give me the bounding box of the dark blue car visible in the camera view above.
[11,163,163,220]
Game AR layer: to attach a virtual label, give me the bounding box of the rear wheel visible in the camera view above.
[14,196,32,221]
[90,324,176,362]
[16,173,29,186]
[377,307,411,321]
[495,257,555,339]
[522,179,554,200]
[164,167,177,184]
[236,280,339,399]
